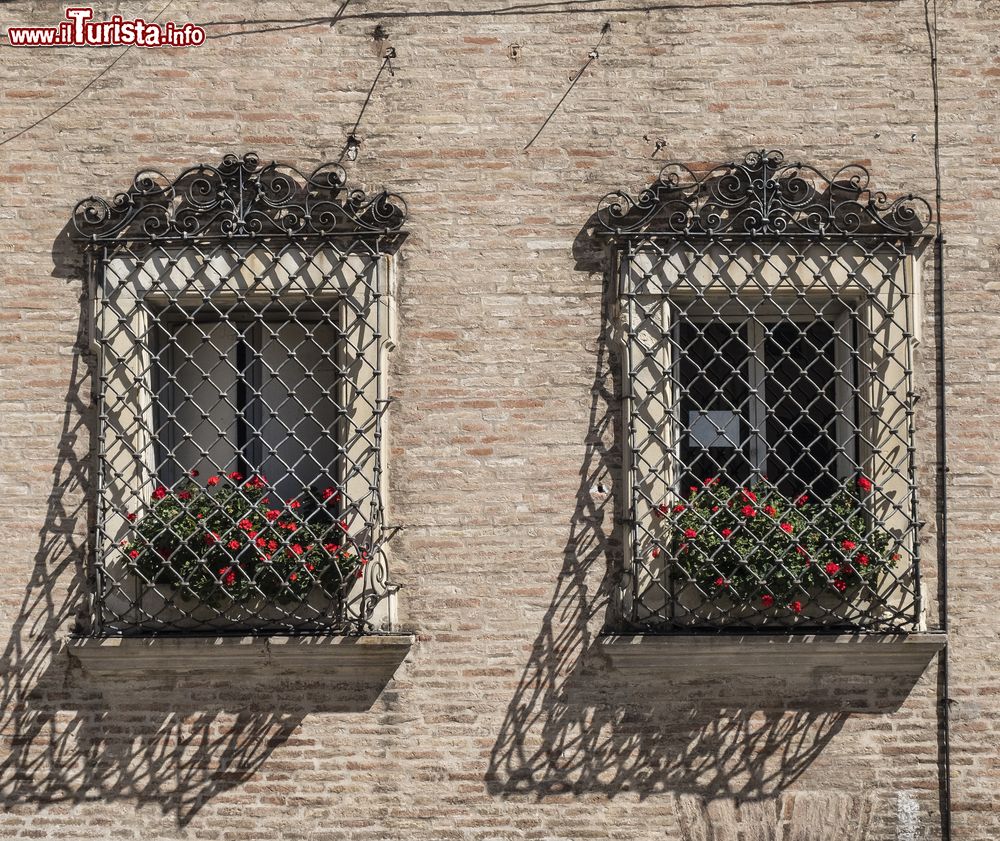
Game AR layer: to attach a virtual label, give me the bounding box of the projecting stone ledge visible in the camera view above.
[66,633,415,680]
[596,632,947,677]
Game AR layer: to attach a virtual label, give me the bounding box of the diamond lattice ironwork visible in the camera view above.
[599,150,932,632]
[74,153,406,636]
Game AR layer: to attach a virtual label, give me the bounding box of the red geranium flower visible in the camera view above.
[741,488,758,503]
[289,572,298,582]
[721,528,732,538]
[761,594,774,608]
[324,543,340,554]
[741,505,756,518]
[655,504,670,518]
[266,509,281,521]
[841,539,857,551]
[289,500,302,510]
[714,576,726,588]
[128,549,139,559]
[825,561,841,575]
[267,540,278,551]
[764,505,777,517]
[228,471,243,482]
[305,562,315,572]
[227,539,241,550]
[238,519,254,531]
[789,600,803,614]
[834,578,848,592]
[857,476,873,493]
[322,487,338,501]
[711,505,720,513]
[152,486,167,500]
[780,522,794,534]
[190,469,199,478]
[256,536,267,548]
[207,476,220,487]
[205,531,219,545]
[290,543,304,555]
[224,570,237,586]
[673,504,685,514]
[684,528,698,539]
[651,547,661,559]
[126,512,137,522]
[857,553,870,566]
[178,490,192,501]
[795,494,809,507]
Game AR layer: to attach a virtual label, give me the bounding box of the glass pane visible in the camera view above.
[153,318,240,484]
[764,320,846,498]
[678,321,753,491]
[257,315,341,502]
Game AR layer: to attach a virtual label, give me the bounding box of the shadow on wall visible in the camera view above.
[0,224,387,827]
[483,213,903,833]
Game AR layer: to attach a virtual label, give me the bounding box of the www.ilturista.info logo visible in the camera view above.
[6,7,206,48]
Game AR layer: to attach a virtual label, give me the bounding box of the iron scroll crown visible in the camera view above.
[72,151,407,243]
[597,149,932,239]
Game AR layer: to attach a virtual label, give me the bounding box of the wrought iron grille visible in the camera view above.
[598,150,932,632]
[73,152,406,636]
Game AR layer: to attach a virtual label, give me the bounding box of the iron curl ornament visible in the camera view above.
[597,150,932,239]
[72,152,407,243]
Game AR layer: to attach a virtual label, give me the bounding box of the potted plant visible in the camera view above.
[648,476,900,627]
[121,471,367,615]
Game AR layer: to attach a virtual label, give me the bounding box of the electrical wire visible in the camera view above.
[337,48,397,163]
[0,0,175,148]
[523,21,610,151]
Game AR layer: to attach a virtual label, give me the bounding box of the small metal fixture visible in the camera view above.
[507,44,521,61]
[345,133,361,161]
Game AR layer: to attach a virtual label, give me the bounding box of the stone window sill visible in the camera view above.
[67,633,415,680]
[596,632,946,676]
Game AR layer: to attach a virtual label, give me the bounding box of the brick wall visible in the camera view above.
[0,0,996,838]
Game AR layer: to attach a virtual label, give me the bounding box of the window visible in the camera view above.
[151,302,345,502]
[674,305,856,500]
[600,151,932,631]
[74,154,406,636]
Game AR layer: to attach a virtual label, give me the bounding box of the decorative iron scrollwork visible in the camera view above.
[73,152,407,242]
[597,149,932,238]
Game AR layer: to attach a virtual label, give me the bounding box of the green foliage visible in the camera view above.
[122,472,365,605]
[652,477,897,611]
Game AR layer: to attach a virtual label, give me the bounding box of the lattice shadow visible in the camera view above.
[0,224,386,826]
[482,212,901,804]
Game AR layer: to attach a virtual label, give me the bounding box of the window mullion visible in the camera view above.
[747,319,767,481]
